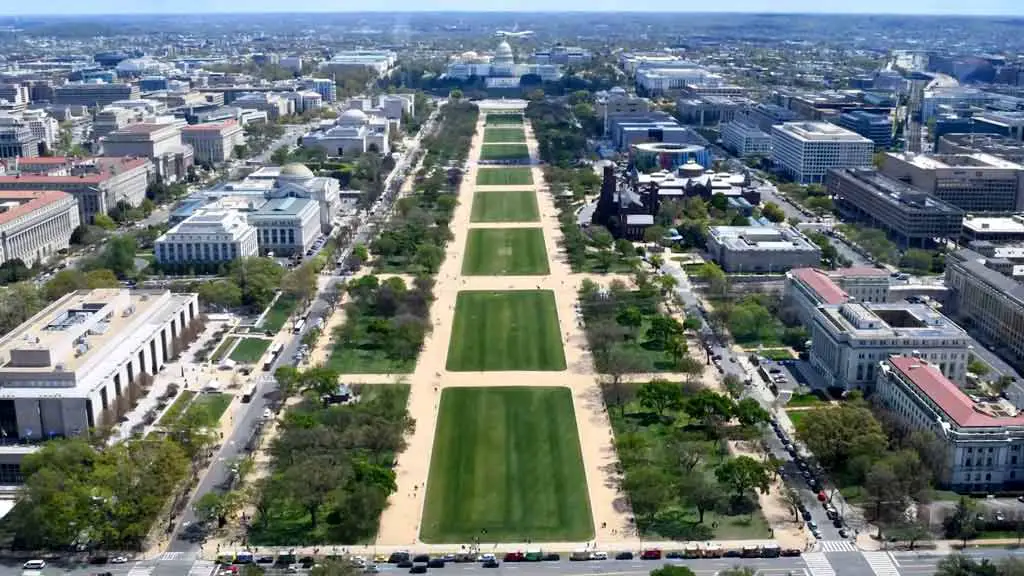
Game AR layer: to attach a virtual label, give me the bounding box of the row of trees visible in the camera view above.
[250,375,414,544]
[330,275,434,369]
[526,99,588,167]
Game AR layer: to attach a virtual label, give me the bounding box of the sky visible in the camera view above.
[5,0,1024,15]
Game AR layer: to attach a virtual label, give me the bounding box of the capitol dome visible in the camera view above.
[339,108,369,125]
[277,162,315,181]
[495,40,514,63]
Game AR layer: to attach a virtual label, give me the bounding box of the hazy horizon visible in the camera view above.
[4,0,1024,17]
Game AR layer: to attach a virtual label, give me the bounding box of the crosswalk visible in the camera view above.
[803,552,837,576]
[127,564,154,576]
[159,551,186,561]
[819,540,858,552]
[863,551,901,576]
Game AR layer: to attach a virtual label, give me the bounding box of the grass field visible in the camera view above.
[446,291,566,371]
[229,338,272,363]
[476,168,533,186]
[326,347,416,374]
[471,191,540,223]
[485,113,523,125]
[483,128,526,143]
[462,228,549,275]
[182,393,233,427]
[159,390,196,425]
[262,296,298,332]
[479,144,530,161]
[420,387,593,543]
[210,336,238,363]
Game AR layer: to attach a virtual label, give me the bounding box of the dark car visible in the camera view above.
[397,561,414,569]
[483,560,500,569]
[615,552,633,560]
[300,557,315,568]
[413,555,430,564]
[257,556,274,565]
[89,556,109,565]
[427,560,446,569]
[542,554,560,562]
[276,555,297,567]
[504,552,524,562]
[801,509,812,521]
[390,553,411,564]
[454,555,476,563]
[832,518,843,528]
[410,566,427,574]
[781,549,802,557]
[641,549,662,560]
[724,550,743,558]
[666,551,684,559]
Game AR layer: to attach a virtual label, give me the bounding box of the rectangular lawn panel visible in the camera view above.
[485,113,523,125]
[484,128,526,143]
[229,338,271,363]
[446,290,566,371]
[462,228,549,276]
[476,168,533,186]
[480,144,530,161]
[471,191,540,223]
[421,387,593,543]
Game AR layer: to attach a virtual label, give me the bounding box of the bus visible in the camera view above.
[292,319,305,334]
[263,342,283,371]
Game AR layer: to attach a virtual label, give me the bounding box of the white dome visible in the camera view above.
[277,163,315,180]
[495,41,514,62]
[339,108,369,124]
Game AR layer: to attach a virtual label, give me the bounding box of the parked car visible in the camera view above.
[642,549,662,560]
[781,549,802,557]
[542,554,561,562]
[483,560,500,569]
[397,561,414,569]
[503,552,524,562]
[409,566,427,574]
[413,555,430,564]
[590,552,608,561]
[427,560,445,569]
[23,560,46,570]
[615,552,633,560]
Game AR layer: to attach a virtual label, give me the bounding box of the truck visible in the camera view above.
[570,550,590,561]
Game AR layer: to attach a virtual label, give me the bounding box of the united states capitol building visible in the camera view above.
[445,40,563,89]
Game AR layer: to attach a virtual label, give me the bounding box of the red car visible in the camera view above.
[503,552,524,563]
[642,549,662,560]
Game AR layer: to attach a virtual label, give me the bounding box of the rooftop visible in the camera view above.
[888,356,1024,428]
[963,215,1024,234]
[836,168,964,214]
[182,119,237,132]
[709,224,819,252]
[790,267,848,305]
[889,151,1024,171]
[774,122,873,143]
[0,190,72,227]
[250,196,315,218]
[0,157,150,186]
[819,301,966,339]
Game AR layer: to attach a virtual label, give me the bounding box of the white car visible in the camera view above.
[263,408,273,420]
[23,560,46,570]
[478,554,496,562]
[590,552,608,561]
[111,556,129,564]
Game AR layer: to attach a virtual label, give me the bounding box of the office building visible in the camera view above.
[837,110,893,150]
[809,300,969,390]
[54,82,140,109]
[676,95,750,127]
[630,142,711,173]
[0,190,80,265]
[247,196,320,257]
[155,209,258,265]
[922,87,996,121]
[962,215,1024,244]
[303,78,336,103]
[596,88,650,133]
[100,123,194,183]
[606,111,701,151]
[876,356,1024,493]
[746,103,799,132]
[232,92,293,120]
[938,133,1024,164]
[946,243,1024,376]
[634,66,722,95]
[0,114,41,159]
[771,122,874,184]
[533,45,591,65]
[287,90,322,115]
[784,266,892,325]
[320,50,397,76]
[181,120,245,165]
[0,83,29,107]
[0,157,152,223]
[0,289,199,478]
[706,224,821,273]
[281,56,303,72]
[881,152,1024,213]
[827,168,964,246]
[721,121,773,158]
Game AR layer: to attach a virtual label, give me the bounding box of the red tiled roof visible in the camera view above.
[16,157,70,165]
[182,119,237,132]
[0,157,149,186]
[840,266,889,277]
[791,267,848,305]
[889,356,1024,428]
[0,190,72,226]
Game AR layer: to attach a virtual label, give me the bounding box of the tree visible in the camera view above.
[600,348,651,414]
[792,403,887,473]
[761,202,786,223]
[643,225,668,244]
[97,234,138,277]
[413,243,444,274]
[274,365,301,399]
[733,398,770,427]
[781,487,802,521]
[935,555,996,576]
[900,249,935,274]
[645,315,683,350]
[715,456,771,500]
[85,269,119,289]
[684,389,735,431]
[637,379,683,417]
[622,465,672,528]
[889,520,933,550]
[93,213,116,231]
[666,335,688,367]
[650,566,696,576]
[449,88,463,100]
[615,306,643,338]
[679,474,724,524]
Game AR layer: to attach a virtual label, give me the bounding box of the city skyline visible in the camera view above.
[5,0,1024,16]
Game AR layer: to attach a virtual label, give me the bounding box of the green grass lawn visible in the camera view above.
[421,387,593,543]
[470,191,540,223]
[480,144,530,161]
[476,168,533,186]
[326,347,416,374]
[262,296,298,332]
[210,336,238,363]
[447,291,566,371]
[786,409,812,429]
[181,393,233,427]
[485,113,523,125]
[787,392,825,408]
[229,338,272,363]
[159,390,196,425]
[462,228,549,275]
[484,128,526,143]
[755,348,796,361]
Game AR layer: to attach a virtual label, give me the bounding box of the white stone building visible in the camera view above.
[0,190,80,265]
[445,40,562,88]
[182,120,245,165]
[301,109,389,157]
[770,122,874,184]
[721,120,772,158]
[100,122,194,182]
[247,196,320,257]
[155,209,258,265]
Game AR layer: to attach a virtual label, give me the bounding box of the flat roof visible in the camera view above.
[890,151,1024,170]
[837,168,963,214]
[963,215,1024,234]
[889,356,1024,428]
[250,196,315,217]
[774,122,873,143]
[0,157,149,186]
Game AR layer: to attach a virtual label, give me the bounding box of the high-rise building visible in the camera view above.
[54,82,140,109]
[836,110,893,150]
[770,122,874,184]
[881,152,1024,212]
